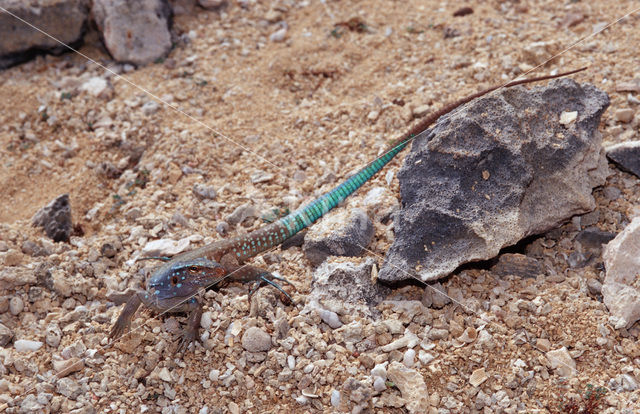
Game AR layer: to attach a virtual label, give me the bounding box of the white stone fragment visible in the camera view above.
[546,347,576,377]
[387,361,430,414]
[559,110,578,125]
[14,339,43,352]
[469,367,488,387]
[141,237,191,257]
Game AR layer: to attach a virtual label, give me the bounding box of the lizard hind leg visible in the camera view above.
[247,270,296,304]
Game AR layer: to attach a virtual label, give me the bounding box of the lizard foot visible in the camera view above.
[175,328,198,354]
[248,272,296,304]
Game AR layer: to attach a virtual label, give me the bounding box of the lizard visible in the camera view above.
[109,67,587,353]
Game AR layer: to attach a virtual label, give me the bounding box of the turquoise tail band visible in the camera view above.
[276,138,411,237]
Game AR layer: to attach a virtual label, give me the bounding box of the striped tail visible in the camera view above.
[276,137,411,238]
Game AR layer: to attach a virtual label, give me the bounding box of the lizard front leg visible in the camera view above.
[176,297,203,354]
[109,291,143,341]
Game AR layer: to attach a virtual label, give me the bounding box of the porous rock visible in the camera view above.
[92,0,172,66]
[304,257,389,319]
[602,217,640,329]
[605,141,640,178]
[380,79,609,282]
[0,0,89,69]
[32,194,72,242]
[387,361,430,413]
[303,208,374,266]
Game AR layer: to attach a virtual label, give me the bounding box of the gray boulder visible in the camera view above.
[0,0,89,69]
[92,0,172,66]
[379,79,609,283]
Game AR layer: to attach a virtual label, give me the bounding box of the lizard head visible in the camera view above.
[146,257,227,304]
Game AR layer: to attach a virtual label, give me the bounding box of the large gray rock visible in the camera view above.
[602,217,640,329]
[92,0,172,66]
[0,0,89,69]
[379,79,609,283]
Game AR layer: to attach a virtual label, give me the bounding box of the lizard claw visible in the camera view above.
[175,328,198,354]
[248,272,296,304]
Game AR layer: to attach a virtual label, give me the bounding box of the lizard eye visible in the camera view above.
[188,266,199,273]
[171,275,179,285]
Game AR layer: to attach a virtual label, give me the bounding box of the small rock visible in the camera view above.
[241,327,272,352]
[92,0,172,65]
[536,338,552,353]
[412,104,430,118]
[0,323,14,347]
[422,282,451,309]
[3,249,22,266]
[614,108,635,123]
[303,208,374,266]
[226,203,258,226]
[216,222,229,235]
[403,349,416,367]
[199,0,227,9]
[387,361,430,414]
[306,258,389,319]
[158,367,173,382]
[193,183,217,200]
[270,24,288,42]
[32,194,72,243]
[559,110,577,125]
[605,141,640,178]
[46,324,62,348]
[318,309,342,329]
[616,81,640,93]
[56,377,81,399]
[546,347,576,377]
[587,278,603,296]
[79,77,113,99]
[250,171,274,184]
[14,339,43,352]
[142,238,191,257]
[9,296,24,315]
[469,367,488,387]
[602,217,640,328]
[141,101,160,116]
[201,312,213,330]
[492,253,545,278]
[373,376,387,392]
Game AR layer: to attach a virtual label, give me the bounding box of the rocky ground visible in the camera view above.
[1,0,640,413]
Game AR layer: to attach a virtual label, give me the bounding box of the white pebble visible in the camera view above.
[403,349,416,367]
[418,350,435,365]
[287,355,296,370]
[373,376,387,392]
[370,362,388,381]
[330,390,341,407]
[318,309,342,329]
[209,369,220,382]
[14,339,43,352]
[200,312,213,330]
